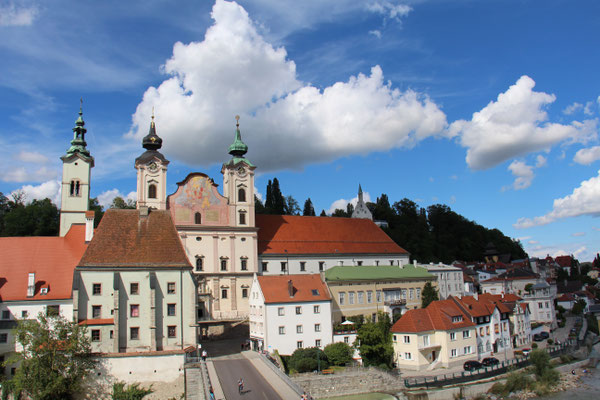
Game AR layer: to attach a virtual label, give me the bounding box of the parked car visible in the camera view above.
[481,357,499,366]
[533,333,545,341]
[463,360,483,371]
[521,348,531,356]
[540,331,550,339]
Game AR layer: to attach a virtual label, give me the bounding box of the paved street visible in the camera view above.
[213,354,285,400]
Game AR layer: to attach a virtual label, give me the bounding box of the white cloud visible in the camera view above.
[449,76,597,170]
[15,150,49,164]
[574,146,600,165]
[128,0,447,172]
[254,185,263,202]
[1,166,57,183]
[97,189,137,209]
[366,1,412,20]
[571,232,585,237]
[449,195,456,204]
[369,30,382,39]
[514,169,600,228]
[535,155,547,168]
[528,240,538,245]
[0,2,38,26]
[327,192,371,214]
[506,160,534,190]
[584,101,595,116]
[563,102,583,115]
[11,180,61,205]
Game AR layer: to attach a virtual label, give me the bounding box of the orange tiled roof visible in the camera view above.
[79,209,191,268]
[256,215,408,255]
[453,295,495,317]
[0,225,87,301]
[476,293,513,314]
[391,299,475,333]
[257,274,331,304]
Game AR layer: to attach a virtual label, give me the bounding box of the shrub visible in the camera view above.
[288,347,329,373]
[532,342,538,349]
[489,382,506,395]
[547,339,554,345]
[324,342,353,366]
[296,358,318,373]
[504,370,532,393]
[540,368,559,384]
[559,320,566,328]
[112,382,153,400]
[560,354,574,364]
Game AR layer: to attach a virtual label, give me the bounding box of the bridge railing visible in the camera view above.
[256,351,306,397]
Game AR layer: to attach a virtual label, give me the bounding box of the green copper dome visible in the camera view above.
[228,116,248,157]
[66,106,91,157]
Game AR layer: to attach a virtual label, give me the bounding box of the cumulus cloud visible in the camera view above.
[449,76,597,170]
[15,150,49,164]
[0,2,38,26]
[1,166,58,183]
[327,192,371,214]
[584,101,596,116]
[11,180,61,205]
[506,160,534,190]
[514,169,600,228]
[366,1,412,20]
[563,102,583,115]
[574,146,600,165]
[97,189,137,209]
[369,30,382,39]
[535,155,547,168]
[128,0,447,172]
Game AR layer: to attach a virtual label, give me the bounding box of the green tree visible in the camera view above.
[572,299,587,315]
[2,198,59,236]
[112,382,153,400]
[303,198,316,216]
[319,209,327,217]
[529,349,559,385]
[288,347,329,373]
[8,313,97,400]
[271,178,285,214]
[111,196,136,209]
[284,195,301,215]
[331,208,349,218]
[356,312,393,368]
[594,253,600,269]
[421,282,439,308]
[324,342,353,366]
[89,197,104,228]
[254,195,266,214]
[524,283,533,293]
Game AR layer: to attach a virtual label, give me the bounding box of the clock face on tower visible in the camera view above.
[237,166,246,177]
[148,161,158,172]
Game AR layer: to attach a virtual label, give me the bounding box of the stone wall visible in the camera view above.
[292,367,404,399]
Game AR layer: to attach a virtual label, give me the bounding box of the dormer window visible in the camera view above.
[238,187,246,202]
[148,184,157,199]
[452,315,463,323]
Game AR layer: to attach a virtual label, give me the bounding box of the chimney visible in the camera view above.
[27,273,35,297]
[288,279,294,298]
[85,211,95,242]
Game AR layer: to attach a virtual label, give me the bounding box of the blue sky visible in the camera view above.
[1,0,599,261]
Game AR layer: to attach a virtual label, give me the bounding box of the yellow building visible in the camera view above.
[324,265,436,323]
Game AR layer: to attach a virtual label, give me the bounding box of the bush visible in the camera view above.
[504,370,532,393]
[324,342,353,366]
[547,339,554,345]
[532,342,538,349]
[112,382,153,400]
[560,354,574,364]
[559,320,566,328]
[540,368,559,384]
[288,347,329,373]
[530,349,551,378]
[489,382,506,395]
[295,358,318,373]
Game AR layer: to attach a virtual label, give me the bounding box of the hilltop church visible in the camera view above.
[0,107,410,357]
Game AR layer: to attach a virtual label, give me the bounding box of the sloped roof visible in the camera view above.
[555,255,573,268]
[0,225,87,301]
[325,265,433,282]
[453,295,496,317]
[391,299,475,333]
[256,215,408,255]
[79,209,190,268]
[257,274,331,304]
[557,293,575,302]
[483,267,538,282]
[476,293,513,314]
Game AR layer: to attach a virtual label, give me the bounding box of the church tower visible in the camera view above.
[221,116,256,227]
[135,114,169,210]
[60,104,94,236]
[351,184,373,220]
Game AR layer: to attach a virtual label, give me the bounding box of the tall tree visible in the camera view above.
[284,195,301,215]
[110,196,136,209]
[357,312,393,368]
[421,282,439,308]
[8,313,97,400]
[303,198,316,216]
[2,198,59,236]
[264,180,273,211]
[320,209,327,217]
[254,195,266,214]
[88,197,104,228]
[271,178,285,214]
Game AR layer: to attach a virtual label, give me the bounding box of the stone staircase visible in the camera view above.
[185,363,208,400]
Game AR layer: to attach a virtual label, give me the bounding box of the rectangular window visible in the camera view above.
[313,305,320,314]
[221,289,228,299]
[167,303,176,316]
[110,330,114,339]
[423,335,430,346]
[409,288,414,300]
[357,261,363,266]
[296,325,303,333]
[130,327,139,340]
[404,352,412,360]
[242,288,248,298]
[262,262,268,272]
[463,330,470,339]
[130,282,139,295]
[319,261,324,271]
[91,329,100,342]
[241,259,248,271]
[403,335,410,344]
[367,291,373,303]
[450,332,456,341]
[281,262,287,272]
[416,288,421,299]
[295,306,302,315]
[92,283,102,295]
[168,326,176,338]
[221,259,228,271]
[1,310,9,320]
[315,323,321,332]
[390,260,394,266]
[339,292,345,305]
[47,305,60,317]
[344,336,349,344]
[401,289,407,299]
[239,212,246,225]
[358,291,364,304]
[376,290,382,303]
[451,349,457,357]
[130,304,139,318]
[279,326,285,335]
[538,302,543,309]
[300,262,306,271]
[297,341,303,349]
[464,346,471,354]
[315,339,321,347]
[278,307,284,316]
[21,310,28,318]
[0,333,7,343]
[349,292,355,305]
[167,282,176,294]
[92,305,101,319]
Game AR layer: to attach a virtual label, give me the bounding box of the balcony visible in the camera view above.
[418,342,441,351]
[384,299,407,307]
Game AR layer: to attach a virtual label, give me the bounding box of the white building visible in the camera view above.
[421,263,464,299]
[521,281,556,327]
[249,274,333,356]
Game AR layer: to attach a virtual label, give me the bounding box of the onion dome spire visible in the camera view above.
[66,99,91,157]
[142,108,162,151]
[228,115,248,157]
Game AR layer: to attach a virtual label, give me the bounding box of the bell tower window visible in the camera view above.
[238,188,246,202]
[196,257,203,271]
[69,180,81,197]
[148,184,157,199]
[195,212,202,224]
[239,211,246,225]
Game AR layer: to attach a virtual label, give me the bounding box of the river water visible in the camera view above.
[543,368,600,400]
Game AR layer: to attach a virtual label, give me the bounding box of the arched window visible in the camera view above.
[196,258,203,271]
[238,188,246,202]
[70,180,80,197]
[148,184,157,199]
[70,180,75,196]
[195,212,202,224]
[75,181,80,196]
[239,211,246,225]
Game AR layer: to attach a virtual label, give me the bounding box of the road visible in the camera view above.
[213,354,285,400]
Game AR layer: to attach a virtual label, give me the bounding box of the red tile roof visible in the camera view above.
[79,209,191,268]
[257,274,331,304]
[256,215,408,255]
[476,293,513,314]
[0,225,88,301]
[391,299,475,333]
[557,293,575,302]
[452,295,496,317]
[555,255,572,268]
